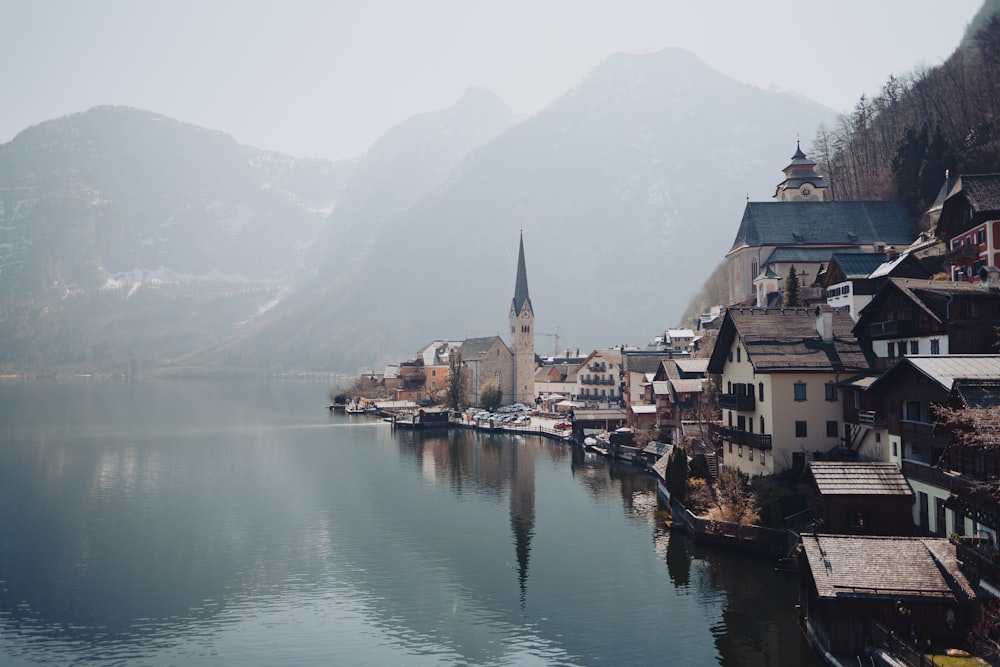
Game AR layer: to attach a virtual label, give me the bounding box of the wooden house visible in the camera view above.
[800,461,914,535]
[798,534,978,657]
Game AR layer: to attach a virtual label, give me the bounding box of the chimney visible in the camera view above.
[885,246,898,261]
[815,306,834,343]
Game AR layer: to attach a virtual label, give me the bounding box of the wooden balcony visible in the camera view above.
[867,319,916,338]
[719,392,755,411]
[712,425,772,450]
[900,420,946,451]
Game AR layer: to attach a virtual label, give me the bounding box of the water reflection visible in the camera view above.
[0,381,818,666]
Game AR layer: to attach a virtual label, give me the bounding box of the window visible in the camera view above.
[892,441,897,457]
[978,228,986,245]
[905,401,921,422]
[727,381,732,394]
[758,382,764,402]
[738,445,743,457]
[729,441,733,454]
[930,339,940,355]
[795,421,807,437]
[749,448,754,461]
[887,342,896,357]
[910,340,919,355]
[728,411,733,427]
[825,383,837,401]
[761,449,765,465]
[759,416,765,433]
[794,382,807,401]
[736,346,741,363]
[826,420,838,437]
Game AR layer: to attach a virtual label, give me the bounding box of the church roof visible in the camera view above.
[728,201,915,253]
[460,336,509,358]
[512,232,532,316]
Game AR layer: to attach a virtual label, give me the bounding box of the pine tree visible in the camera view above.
[784,265,801,307]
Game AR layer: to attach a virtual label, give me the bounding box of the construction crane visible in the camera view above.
[536,327,561,357]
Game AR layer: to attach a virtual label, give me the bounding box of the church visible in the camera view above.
[726,143,916,307]
[433,233,536,407]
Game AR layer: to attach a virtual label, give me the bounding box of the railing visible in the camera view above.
[900,420,945,451]
[719,392,754,411]
[581,377,615,386]
[865,617,935,667]
[712,425,772,450]
[857,410,881,427]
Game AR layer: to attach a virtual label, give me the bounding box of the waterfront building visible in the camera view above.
[800,461,914,536]
[707,306,871,476]
[573,348,623,405]
[936,173,1000,282]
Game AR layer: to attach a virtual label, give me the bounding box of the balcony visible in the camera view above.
[944,243,980,267]
[867,320,916,338]
[857,411,885,427]
[719,392,755,411]
[900,420,946,451]
[581,377,614,386]
[712,425,772,450]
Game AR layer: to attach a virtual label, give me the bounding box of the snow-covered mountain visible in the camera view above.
[0,49,838,374]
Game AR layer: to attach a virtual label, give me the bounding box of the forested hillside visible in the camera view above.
[682,3,1000,324]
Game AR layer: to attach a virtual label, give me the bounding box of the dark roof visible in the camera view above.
[622,351,676,374]
[761,246,862,266]
[952,379,1000,409]
[800,534,976,603]
[827,252,888,280]
[707,307,870,374]
[955,173,1000,212]
[512,232,532,316]
[460,336,509,358]
[728,201,915,253]
[674,358,709,376]
[804,461,913,497]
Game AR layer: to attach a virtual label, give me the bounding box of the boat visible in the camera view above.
[345,400,366,414]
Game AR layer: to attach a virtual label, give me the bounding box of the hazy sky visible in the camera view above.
[3,0,985,161]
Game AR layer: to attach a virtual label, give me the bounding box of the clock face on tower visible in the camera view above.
[801,186,812,198]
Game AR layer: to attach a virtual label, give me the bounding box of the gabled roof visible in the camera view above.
[804,462,913,497]
[867,250,931,280]
[707,307,870,374]
[826,252,888,282]
[800,534,976,603]
[671,378,705,394]
[622,351,676,374]
[460,336,509,358]
[728,201,915,253]
[951,173,1000,212]
[674,358,709,377]
[951,379,1000,409]
[855,277,1000,331]
[869,355,1000,394]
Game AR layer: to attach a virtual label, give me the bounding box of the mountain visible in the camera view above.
[0,106,353,371]
[197,48,838,373]
[0,50,840,375]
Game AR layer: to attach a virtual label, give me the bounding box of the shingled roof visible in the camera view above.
[953,173,1000,212]
[869,355,1000,394]
[800,534,976,603]
[727,201,915,253]
[707,307,871,374]
[804,461,913,497]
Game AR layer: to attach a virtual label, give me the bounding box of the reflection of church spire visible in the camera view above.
[509,443,535,609]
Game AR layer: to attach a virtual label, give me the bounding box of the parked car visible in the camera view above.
[514,415,531,425]
[554,422,571,430]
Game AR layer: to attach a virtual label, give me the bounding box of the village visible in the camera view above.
[334,146,1000,666]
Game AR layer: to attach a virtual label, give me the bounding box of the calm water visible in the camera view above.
[0,380,820,666]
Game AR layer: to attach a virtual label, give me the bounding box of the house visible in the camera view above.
[800,461,914,535]
[823,250,931,321]
[573,348,623,405]
[707,306,871,476]
[853,276,1000,365]
[622,350,677,431]
[726,145,916,306]
[936,173,1000,282]
[862,355,1000,536]
[798,534,977,657]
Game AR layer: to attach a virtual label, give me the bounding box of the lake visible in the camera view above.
[0,379,821,666]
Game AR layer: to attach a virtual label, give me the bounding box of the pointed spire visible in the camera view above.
[512,231,532,316]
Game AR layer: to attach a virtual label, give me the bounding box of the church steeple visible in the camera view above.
[774,141,829,202]
[509,231,535,405]
[512,231,532,317]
